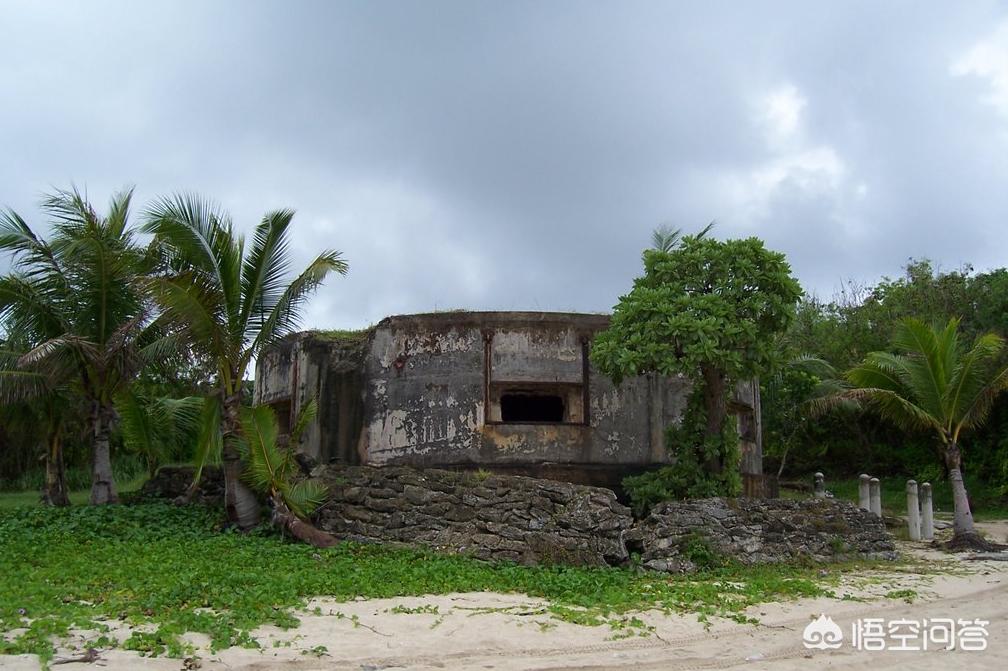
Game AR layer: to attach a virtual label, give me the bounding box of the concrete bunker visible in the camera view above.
[254,311,765,492]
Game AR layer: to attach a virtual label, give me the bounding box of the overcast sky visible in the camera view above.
[2,1,1007,330]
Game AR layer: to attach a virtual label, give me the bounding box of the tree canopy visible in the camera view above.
[593,233,801,508]
[592,235,802,385]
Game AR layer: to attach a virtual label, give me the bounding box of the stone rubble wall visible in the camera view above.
[313,465,632,567]
[139,465,224,504]
[141,465,895,571]
[626,497,897,573]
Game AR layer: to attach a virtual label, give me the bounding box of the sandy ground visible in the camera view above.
[4,521,1008,671]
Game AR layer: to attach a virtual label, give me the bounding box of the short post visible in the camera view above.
[858,474,871,510]
[814,472,826,499]
[921,482,934,540]
[906,480,921,540]
[869,477,882,517]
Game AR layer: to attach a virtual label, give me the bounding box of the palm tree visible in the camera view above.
[0,188,162,504]
[823,318,1008,548]
[117,390,203,477]
[242,399,336,547]
[0,346,73,505]
[143,195,347,529]
[650,221,714,253]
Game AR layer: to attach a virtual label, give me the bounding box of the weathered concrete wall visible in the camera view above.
[357,313,688,475]
[253,312,763,488]
[254,332,368,465]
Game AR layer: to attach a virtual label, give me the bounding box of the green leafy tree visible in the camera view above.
[0,188,165,504]
[143,195,347,529]
[592,234,802,478]
[823,318,1008,548]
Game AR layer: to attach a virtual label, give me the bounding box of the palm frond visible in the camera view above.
[955,364,1008,436]
[239,404,284,493]
[291,397,318,444]
[846,387,944,435]
[651,225,682,253]
[0,274,69,338]
[150,275,228,358]
[282,479,328,519]
[891,318,949,420]
[191,395,223,483]
[247,251,348,358]
[947,332,1005,423]
[239,209,294,333]
[116,390,203,469]
[787,353,838,379]
[0,367,52,404]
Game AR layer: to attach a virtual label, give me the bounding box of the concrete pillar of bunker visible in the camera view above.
[813,472,825,498]
[921,482,934,540]
[869,477,882,517]
[858,474,871,510]
[906,480,921,541]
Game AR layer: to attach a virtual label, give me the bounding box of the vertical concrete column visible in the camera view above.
[858,474,871,510]
[814,472,825,498]
[869,477,882,517]
[906,480,921,540]
[921,482,934,540]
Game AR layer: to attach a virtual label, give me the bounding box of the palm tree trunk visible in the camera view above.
[222,393,261,529]
[270,496,338,548]
[944,442,976,538]
[89,404,119,505]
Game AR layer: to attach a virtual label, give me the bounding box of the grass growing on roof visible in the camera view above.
[0,503,857,664]
[309,326,373,342]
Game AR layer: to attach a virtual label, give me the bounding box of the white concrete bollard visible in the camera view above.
[869,477,882,517]
[906,480,921,540]
[921,482,934,540]
[814,472,826,499]
[858,474,871,510]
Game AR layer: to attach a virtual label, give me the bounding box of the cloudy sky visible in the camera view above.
[2,1,1007,330]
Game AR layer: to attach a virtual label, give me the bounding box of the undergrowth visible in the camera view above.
[0,503,842,665]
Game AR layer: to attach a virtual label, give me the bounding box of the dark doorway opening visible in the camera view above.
[500,393,565,423]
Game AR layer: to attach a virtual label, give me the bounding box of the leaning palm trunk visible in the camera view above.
[42,431,69,507]
[945,442,981,542]
[241,401,333,546]
[89,404,118,505]
[222,394,261,529]
[270,496,338,548]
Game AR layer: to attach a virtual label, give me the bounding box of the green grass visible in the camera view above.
[308,327,373,343]
[0,475,148,510]
[0,503,843,665]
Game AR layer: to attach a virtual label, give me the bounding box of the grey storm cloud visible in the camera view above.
[2,0,1007,329]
